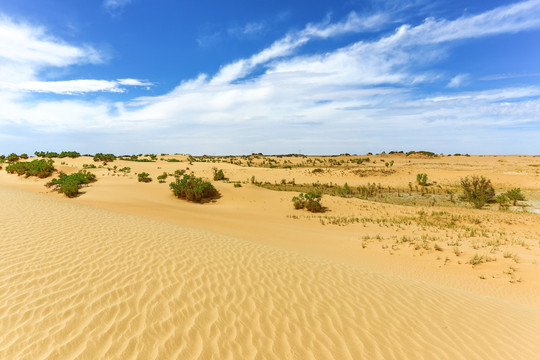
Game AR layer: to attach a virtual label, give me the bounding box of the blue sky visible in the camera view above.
[0,0,539,155]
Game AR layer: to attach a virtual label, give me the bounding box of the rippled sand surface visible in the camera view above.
[1,185,540,359]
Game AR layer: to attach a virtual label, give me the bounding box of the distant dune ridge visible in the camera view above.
[1,185,540,359]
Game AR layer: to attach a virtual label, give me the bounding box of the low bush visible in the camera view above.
[336,183,353,197]
[416,173,428,186]
[505,188,525,206]
[35,151,80,158]
[292,191,323,212]
[157,172,168,183]
[5,159,55,178]
[460,175,495,209]
[93,153,116,163]
[169,174,218,202]
[138,172,152,183]
[495,194,510,210]
[212,167,226,181]
[47,170,96,197]
[119,166,131,175]
[7,153,19,162]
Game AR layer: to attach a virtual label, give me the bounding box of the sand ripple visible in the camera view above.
[1,186,539,359]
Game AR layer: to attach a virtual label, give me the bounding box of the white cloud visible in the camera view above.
[2,2,540,155]
[3,80,123,94]
[447,74,469,88]
[103,0,133,11]
[0,16,101,84]
[117,78,153,86]
[0,16,151,95]
[210,11,390,85]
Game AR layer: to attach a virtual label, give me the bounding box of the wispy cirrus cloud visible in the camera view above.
[447,74,469,88]
[103,0,133,12]
[0,78,153,94]
[210,11,390,85]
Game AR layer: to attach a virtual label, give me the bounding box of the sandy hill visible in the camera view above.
[1,153,540,358]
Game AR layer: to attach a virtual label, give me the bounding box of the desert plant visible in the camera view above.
[337,183,353,197]
[93,153,116,163]
[505,188,525,206]
[173,169,186,178]
[416,173,428,186]
[460,175,495,209]
[5,159,55,178]
[495,194,510,210]
[213,167,226,181]
[469,253,485,267]
[47,170,96,197]
[6,153,19,162]
[169,174,218,202]
[292,191,323,212]
[157,172,168,183]
[138,172,152,183]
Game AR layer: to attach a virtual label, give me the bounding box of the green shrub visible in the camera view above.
[292,191,323,212]
[93,153,116,163]
[5,159,55,178]
[212,167,226,181]
[495,194,510,210]
[167,158,180,162]
[35,151,80,158]
[119,166,131,175]
[416,173,428,186]
[157,172,168,183]
[460,175,495,209]
[337,183,353,197]
[505,188,525,206]
[138,172,152,183]
[47,170,96,197]
[7,153,19,162]
[169,174,218,202]
[173,169,186,178]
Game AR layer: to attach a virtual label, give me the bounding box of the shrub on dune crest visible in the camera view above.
[6,159,55,178]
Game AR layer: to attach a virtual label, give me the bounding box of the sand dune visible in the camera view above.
[1,185,539,359]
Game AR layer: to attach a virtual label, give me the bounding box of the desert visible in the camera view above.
[1,151,539,359]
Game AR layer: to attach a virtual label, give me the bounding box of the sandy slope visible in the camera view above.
[1,185,540,359]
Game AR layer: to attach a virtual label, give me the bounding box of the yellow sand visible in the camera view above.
[1,154,540,358]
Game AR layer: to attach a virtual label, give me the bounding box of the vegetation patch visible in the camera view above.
[460,175,495,209]
[46,170,96,197]
[35,151,80,158]
[93,153,117,163]
[6,159,55,178]
[292,191,324,212]
[169,174,218,203]
[138,172,152,183]
[212,167,227,181]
